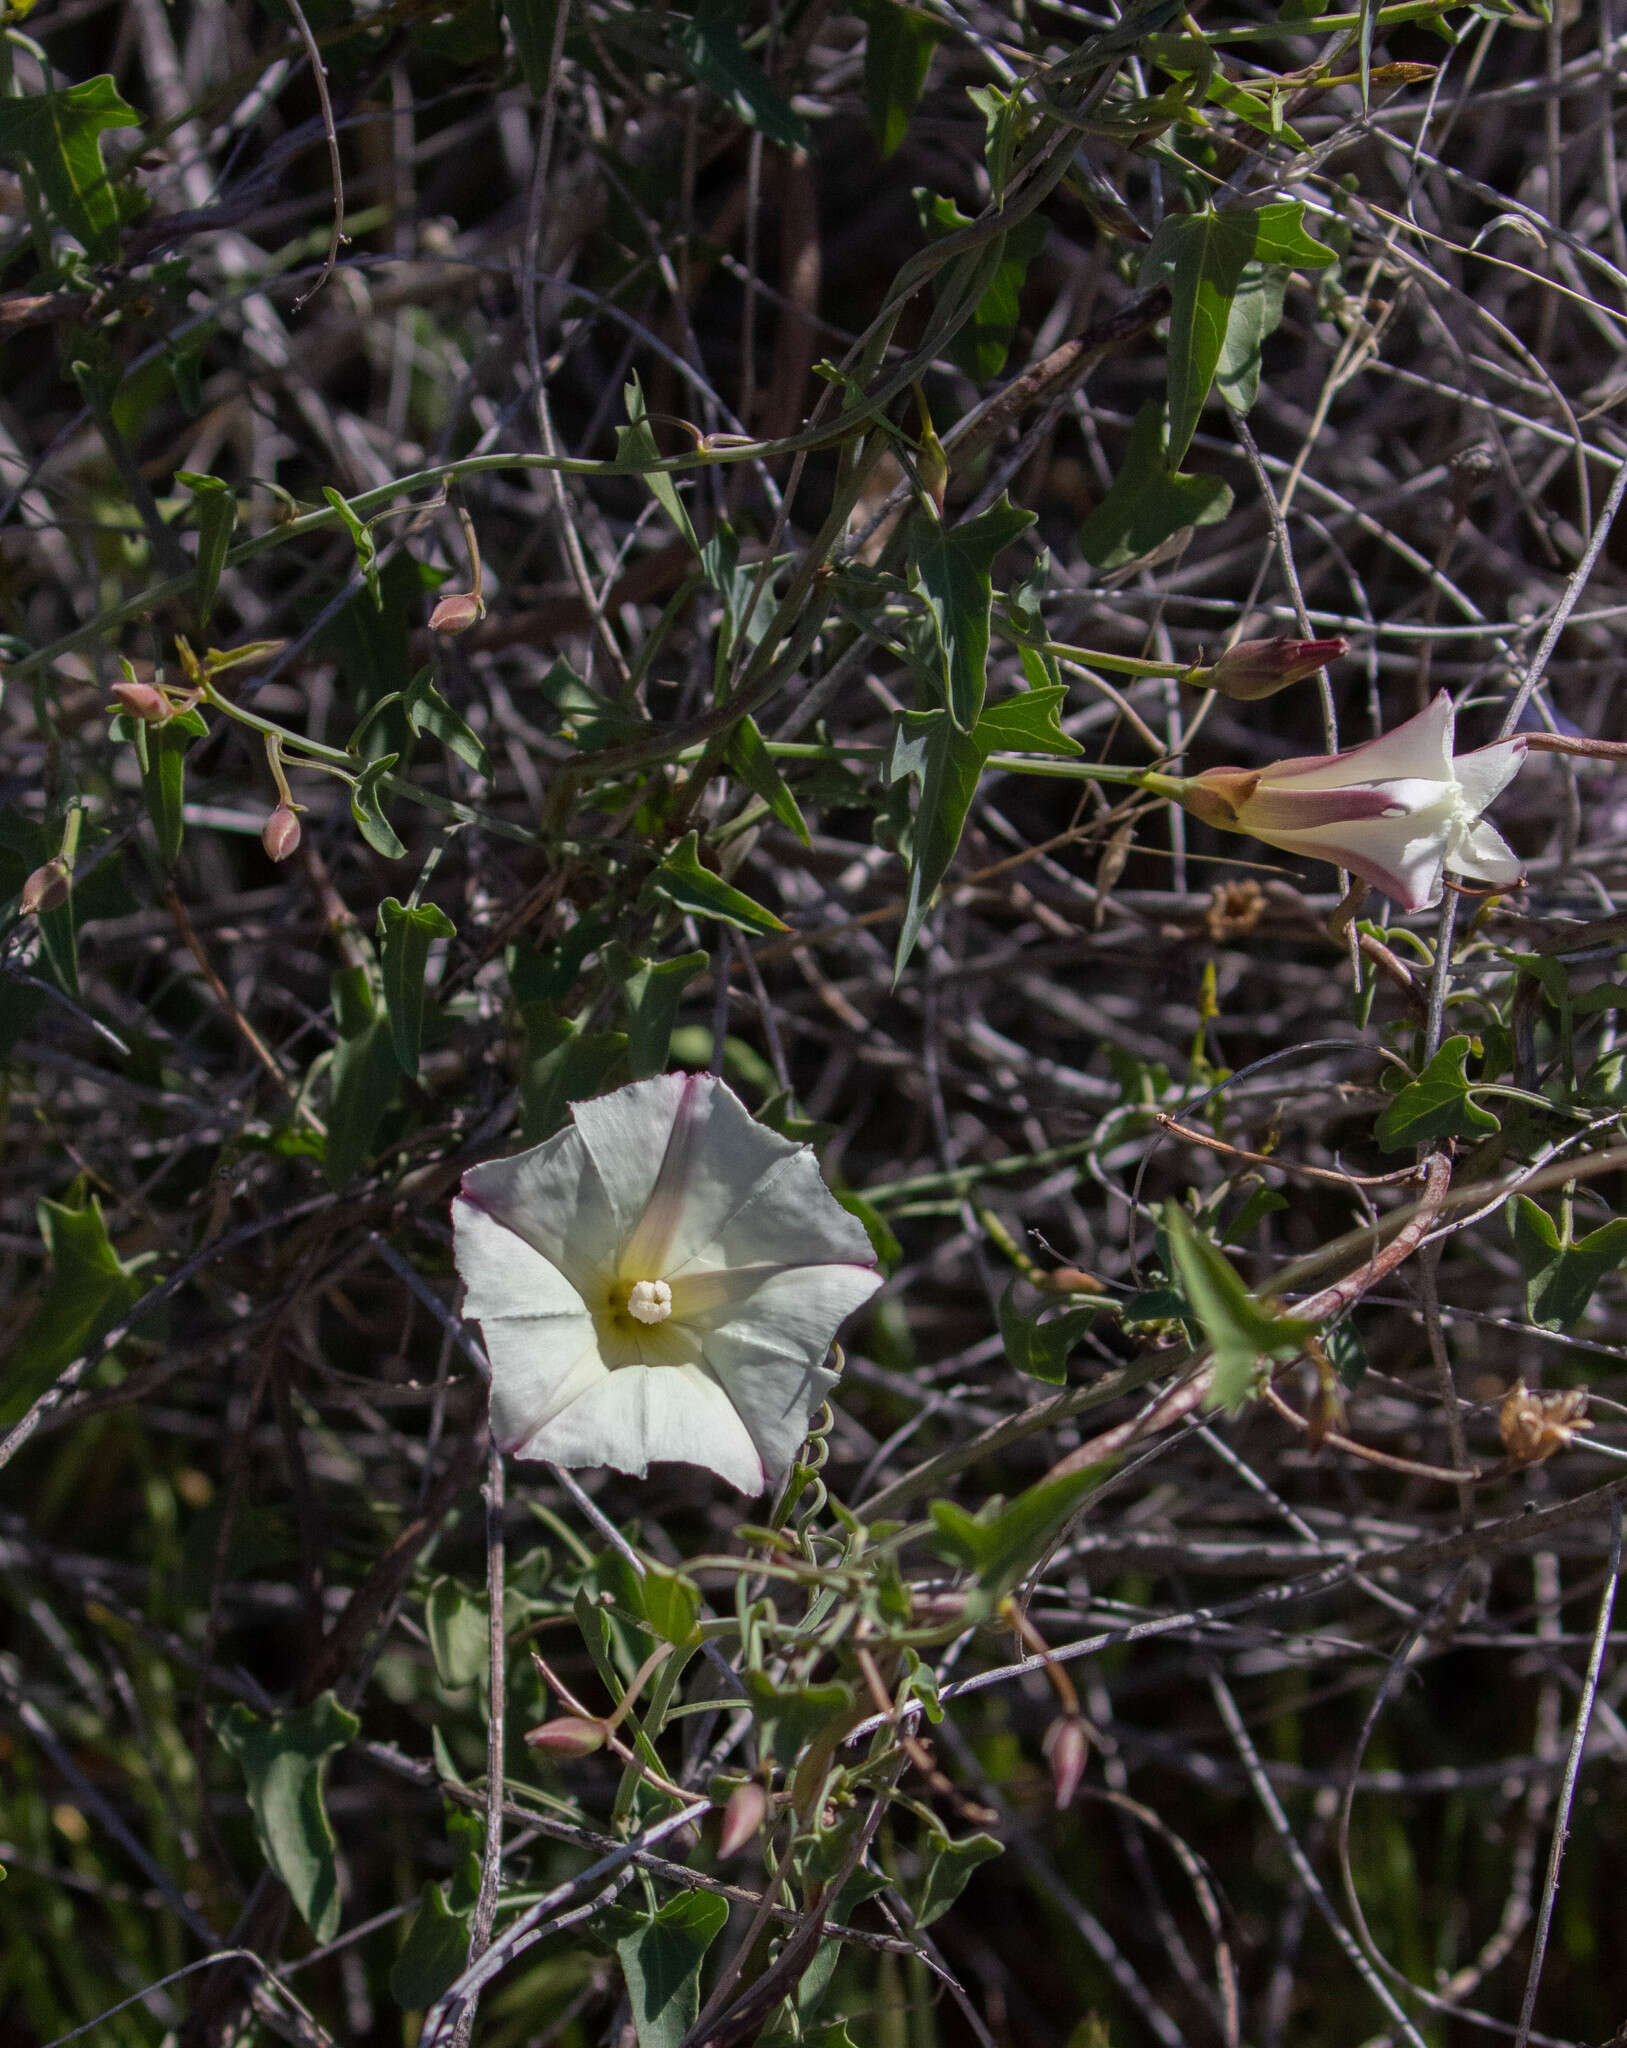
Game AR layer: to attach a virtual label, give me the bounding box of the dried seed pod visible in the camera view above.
[1499,1382,1591,1465]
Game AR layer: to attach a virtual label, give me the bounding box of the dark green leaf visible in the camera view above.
[742,1673,858,1766]
[889,707,983,975]
[860,0,938,158]
[351,755,407,860]
[322,485,381,609]
[836,1189,901,1271]
[175,472,237,627]
[727,712,809,842]
[1374,1035,1500,1151]
[508,914,606,1007]
[610,948,709,1082]
[928,1459,1117,1603]
[377,896,456,1076]
[915,1827,1002,1928]
[631,1565,702,1647]
[134,714,199,870]
[425,1577,488,1689]
[217,1693,359,1943]
[974,684,1081,758]
[1509,1196,1627,1333]
[1212,260,1289,414]
[613,1890,730,2048]
[1326,1317,1369,1391]
[916,193,1049,382]
[675,0,810,149]
[402,666,490,776]
[322,553,430,745]
[996,1280,1105,1384]
[1078,402,1233,570]
[323,968,400,1188]
[389,1882,472,2010]
[539,658,648,751]
[503,0,561,95]
[906,495,1036,730]
[0,75,140,260]
[647,831,787,936]
[518,1013,627,1144]
[1163,1200,1315,1412]
[2,1193,154,1428]
[617,374,699,554]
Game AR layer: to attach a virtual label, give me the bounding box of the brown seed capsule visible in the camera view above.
[524,1715,607,1758]
[1043,1715,1089,1811]
[261,805,302,863]
[20,858,71,916]
[111,679,172,723]
[716,1780,769,1860]
[428,591,484,635]
[1499,1382,1591,1465]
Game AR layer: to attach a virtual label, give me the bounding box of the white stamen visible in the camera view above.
[626,1278,673,1325]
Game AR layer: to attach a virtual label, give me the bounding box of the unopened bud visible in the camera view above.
[716,1780,768,1859]
[1037,1266,1105,1295]
[1043,1715,1089,1811]
[21,857,71,916]
[1189,636,1350,702]
[261,805,301,863]
[112,678,172,723]
[428,591,484,635]
[524,1715,607,1758]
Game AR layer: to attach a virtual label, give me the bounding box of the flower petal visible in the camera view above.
[459,1128,616,1299]
[1245,794,1458,911]
[529,1363,768,1493]
[673,1260,882,1347]
[662,1144,879,1281]
[698,1325,841,1482]
[1449,816,1525,887]
[483,1313,608,1455]
[452,1198,586,1321]
[1452,737,1527,813]
[1264,692,1456,792]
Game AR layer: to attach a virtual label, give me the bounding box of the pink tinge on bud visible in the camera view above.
[523,1715,607,1758]
[716,1780,769,1859]
[261,806,302,863]
[112,679,172,723]
[21,858,71,917]
[1198,636,1350,701]
[428,591,484,636]
[1043,1715,1089,1811]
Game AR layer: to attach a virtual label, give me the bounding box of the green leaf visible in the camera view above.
[323,968,400,1188]
[217,1693,359,1943]
[322,485,381,609]
[742,1673,858,1766]
[0,75,140,261]
[928,1459,1117,1603]
[322,553,431,744]
[727,712,810,843]
[1212,260,1290,414]
[1509,1196,1627,1333]
[377,896,455,1077]
[915,1827,1003,1928]
[539,658,647,751]
[675,0,810,149]
[425,1576,489,1689]
[906,494,1036,730]
[610,948,709,1082]
[2,1193,154,1428]
[402,666,490,776]
[175,472,237,627]
[631,1565,702,1647]
[390,1882,473,2010]
[1162,1200,1315,1412]
[351,754,407,860]
[133,709,205,870]
[503,0,561,96]
[518,1013,627,1144]
[889,707,983,976]
[1326,1316,1369,1390]
[1140,202,1337,464]
[996,1280,1105,1384]
[974,684,1081,758]
[612,1890,730,2048]
[1374,1034,1500,1151]
[916,193,1049,381]
[617,375,700,555]
[647,831,787,936]
[1078,401,1233,570]
[859,0,938,158]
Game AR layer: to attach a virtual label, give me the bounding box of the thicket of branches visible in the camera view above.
[6,0,1627,2043]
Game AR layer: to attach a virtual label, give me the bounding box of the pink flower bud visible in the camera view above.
[1043,1715,1088,1811]
[261,806,302,863]
[428,591,484,635]
[1193,636,1350,702]
[716,1780,768,1859]
[524,1715,607,1758]
[112,679,172,723]
[21,858,71,916]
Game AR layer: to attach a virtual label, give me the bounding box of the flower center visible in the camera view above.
[625,1278,673,1325]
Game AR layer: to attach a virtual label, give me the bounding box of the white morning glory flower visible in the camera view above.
[1146,691,1528,912]
[452,1073,882,1493]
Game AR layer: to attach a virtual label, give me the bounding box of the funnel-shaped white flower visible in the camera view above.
[453,1073,881,1493]
[1146,692,1527,911]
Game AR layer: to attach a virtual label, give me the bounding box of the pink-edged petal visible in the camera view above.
[1237,783,1409,836]
[698,1325,841,1483]
[571,1071,695,1256]
[1245,794,1458,911]
[1264,692,1457,792]
[483,1313,608,1455]
[452,1198,585,1321]
[529,1363,768,1492]
[663,1145,878,1281]
[459,1127,615,1299]
[1449,816,1525,888]
[1452,737,1527,813]
[672,1261,882,1349]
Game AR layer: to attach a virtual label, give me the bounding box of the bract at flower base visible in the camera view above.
[453,1073,882,1493]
